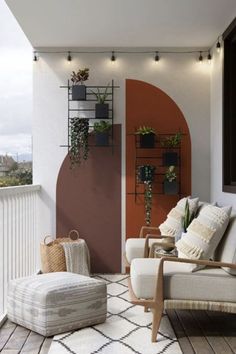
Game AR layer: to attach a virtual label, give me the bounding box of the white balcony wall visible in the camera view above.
[33,49,211,238]
[0,185,41,316]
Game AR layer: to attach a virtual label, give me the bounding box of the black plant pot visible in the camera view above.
[164,180,179,195]
[140,133,155,148]
[95,132,109,146]
[72,85,86,101]
[95,103,109,119]
[163,152,179,166]
[137,165,156,183]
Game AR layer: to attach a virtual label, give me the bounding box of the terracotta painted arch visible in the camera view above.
[126,79,191,238]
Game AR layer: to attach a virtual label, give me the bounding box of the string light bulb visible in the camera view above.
[111,51,116,63]
[67,51,72,62]
[199,51,203,63]
[154,51,159,63]
[216,37,221,53]
[207,51,212,64]
[33,51,38,62]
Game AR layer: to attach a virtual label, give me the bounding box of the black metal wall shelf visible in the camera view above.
[131,132,182,202]
[60,79,119,153]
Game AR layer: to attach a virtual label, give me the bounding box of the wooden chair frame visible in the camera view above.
[128,252,236,342]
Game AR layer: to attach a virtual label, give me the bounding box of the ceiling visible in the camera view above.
[5,0,236,48]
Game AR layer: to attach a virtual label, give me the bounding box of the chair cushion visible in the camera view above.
[130,258,236,302]
[7,272,107,336]
[176,205,232,271]
[215,212,236,275]
[159,197,199,241]
[125,238,162,264]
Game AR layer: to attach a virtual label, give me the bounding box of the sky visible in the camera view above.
[0,0,32,160]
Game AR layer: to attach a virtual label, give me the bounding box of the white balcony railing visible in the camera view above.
[0,184,41,317]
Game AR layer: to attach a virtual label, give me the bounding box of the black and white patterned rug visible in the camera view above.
[48,274,182,354]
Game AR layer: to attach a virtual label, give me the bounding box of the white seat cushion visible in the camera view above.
[130,258,236,302]
[125,238,163,263]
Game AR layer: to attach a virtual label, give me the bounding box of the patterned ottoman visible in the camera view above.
[7,272,107,336]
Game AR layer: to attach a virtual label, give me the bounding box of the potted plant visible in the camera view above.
[91,84,110,119]
[93,120,111,146]
[137,165,156,183]
[71,68,89,101]
[161,132,182,165]
[135,126,156,148]
[137,165,156,226]
[164,165,179,195]
[69,118,89,167]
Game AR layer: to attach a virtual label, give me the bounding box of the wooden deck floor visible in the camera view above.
[1,311,236,353]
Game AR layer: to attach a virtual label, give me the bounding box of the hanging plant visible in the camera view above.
[69,118,89,168]
[144,181,153,226]
[137,165,156,225]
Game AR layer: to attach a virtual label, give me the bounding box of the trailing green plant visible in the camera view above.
[137,165,156,226]
[144,181,153,226]
[135,126,156,135]
[165,165,177,182]
[69,118,89,167]
[71,68,89,85]
[161,131,182,147]
[182,199,196,232]
[90,84,110,104]
[93,120,111,133]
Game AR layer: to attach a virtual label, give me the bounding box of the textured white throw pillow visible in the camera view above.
[159,197,199,241]
[176,204,232,271]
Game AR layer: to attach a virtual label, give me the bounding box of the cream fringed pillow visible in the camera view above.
[159,197,199,241]
[176,204,232,271]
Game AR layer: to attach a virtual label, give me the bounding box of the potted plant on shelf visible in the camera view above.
[71,68,89,101]
[161,131,182,165]
[69,118,89,168]
[135,126,156,148]
[164,165,179,195]
[90,84,110,119]
[93,120,111,146]
[137,165,156,226]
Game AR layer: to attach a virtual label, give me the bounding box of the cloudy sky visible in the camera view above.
[0,0,32,160]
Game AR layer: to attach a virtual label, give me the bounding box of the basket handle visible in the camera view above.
[43,235,54,245]
[68,229,80,240]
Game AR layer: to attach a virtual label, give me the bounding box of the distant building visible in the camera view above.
[0,155,16,177]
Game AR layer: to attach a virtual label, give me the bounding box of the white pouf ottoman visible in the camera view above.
[7,272,107,336]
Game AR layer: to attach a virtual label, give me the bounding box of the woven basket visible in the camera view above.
[40,230,80,273]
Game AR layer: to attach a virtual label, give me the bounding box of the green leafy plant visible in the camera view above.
[182,199,196,232]
[90,84,110,104]
[135,126,156,135]
[161,131,182,147]
[165,165,177,182]
[69,118,89,167]
[71,68,89,85]
[93,120,111,133]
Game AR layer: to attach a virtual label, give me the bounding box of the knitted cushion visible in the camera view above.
[159,197,199,241]
[176,205,232,271]
[7,272,107,336]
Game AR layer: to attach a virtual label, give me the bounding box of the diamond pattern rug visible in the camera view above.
[48,274,182,354]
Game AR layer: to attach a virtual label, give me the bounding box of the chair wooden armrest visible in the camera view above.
[144,234,175,258]
[139,226,160,238]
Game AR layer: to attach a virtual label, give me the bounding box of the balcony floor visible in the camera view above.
[1,310,236,353]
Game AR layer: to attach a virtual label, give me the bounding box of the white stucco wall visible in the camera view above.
[210,45,236,207]
[33,50,211,240]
